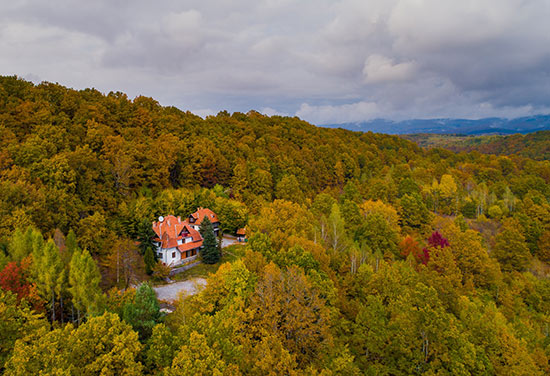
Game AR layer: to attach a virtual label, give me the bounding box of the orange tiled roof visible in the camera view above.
[236,228,246,235]
[189,207,219,225]
[177,240,203,252]
[152,215,202,249]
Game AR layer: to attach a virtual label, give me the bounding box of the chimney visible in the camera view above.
[178,216,181,223]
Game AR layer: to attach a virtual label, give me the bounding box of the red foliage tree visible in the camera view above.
[419,231,450,264]
[399,235,422,259]
[427,231,450,248]
[0,257,43,310]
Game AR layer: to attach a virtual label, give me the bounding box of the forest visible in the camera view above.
[1,75,550,375]
[404,131,550,161]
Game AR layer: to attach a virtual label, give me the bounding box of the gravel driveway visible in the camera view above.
[221,235,242,248]
[154,278,207,302]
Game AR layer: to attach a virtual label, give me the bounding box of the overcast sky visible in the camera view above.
[2,0,550,125]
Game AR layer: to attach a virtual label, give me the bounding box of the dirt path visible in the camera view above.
[153,278,207,302]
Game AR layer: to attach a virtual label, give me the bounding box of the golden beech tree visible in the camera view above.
[245,263,333,368]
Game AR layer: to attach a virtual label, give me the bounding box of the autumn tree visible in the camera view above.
[275,174,305,204]
[8,226,43,263]
[399,235,422,260]
[77,212,110,255]
[355,213,400,258]
[399,193,431,232]
[0,259,42,310]
[419,231,450,265]
[245,263,333,368]
[536,230,550,262]
[0,289,47,369]
[5,312,143,375]
[327,203,348,252]
[167,331,235,376]
[144,323,180,372]
[493,219,531,272]
[104,238,146,288]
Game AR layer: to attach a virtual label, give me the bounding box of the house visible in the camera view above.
[151,208,221,267]
[236,228,246,242]
[152,215,203,266]
[187,207,221,236]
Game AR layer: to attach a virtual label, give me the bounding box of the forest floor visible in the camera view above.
[169,243,245,281]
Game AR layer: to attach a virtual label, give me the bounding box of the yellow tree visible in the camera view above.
[245,263,333,368]
[167,331,238,376]
[5,312,143,375]
[439,174,458,214]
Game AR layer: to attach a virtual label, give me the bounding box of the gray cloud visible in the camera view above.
[1,0,549,124]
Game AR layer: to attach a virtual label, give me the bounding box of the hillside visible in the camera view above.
[330,115,550,135]
[403,131,550,160]
[2,76,550,374]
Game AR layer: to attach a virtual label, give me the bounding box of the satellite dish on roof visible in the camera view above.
[158,216,164,222]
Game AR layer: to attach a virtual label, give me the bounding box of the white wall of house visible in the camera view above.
[157,244,203,267]
[158,247,181,266]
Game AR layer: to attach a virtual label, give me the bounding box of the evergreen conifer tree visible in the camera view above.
[122,282,162,341]
[144,247,155,275]
[199,217,220,264]
[65,229,78,255]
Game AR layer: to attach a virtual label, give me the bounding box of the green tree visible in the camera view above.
[0,289,47,369]
[537,230,550,262]
[488,205,503,219]
[144,247,155,275]
[77,212,108,255]
[327,203,348,252]
[275,174,305,204]
[33,238,65,322]
[8,227,42,263]
[122,282,162,341]
[145,323,180,372]
[65,229,78,254]
[399,193,431,231]
[355,213,400,258]
[199,216,220,264]
[493,219,531,273]
[167,331,233,376]
[68,248,102,322]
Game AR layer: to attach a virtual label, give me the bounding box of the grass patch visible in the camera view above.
[172,245,244,281]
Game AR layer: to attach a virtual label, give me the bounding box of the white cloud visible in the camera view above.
[296,101,380,125]
[363,54,416,84]
[1,0,550,125]
[192,108,216,118]
[162,10,204,49]
[260,107,288,117]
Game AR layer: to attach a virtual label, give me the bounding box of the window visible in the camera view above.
[172,252,176,259]
[192,249,197,256]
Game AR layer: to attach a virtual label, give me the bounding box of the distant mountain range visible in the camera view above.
[326,115,550,135]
